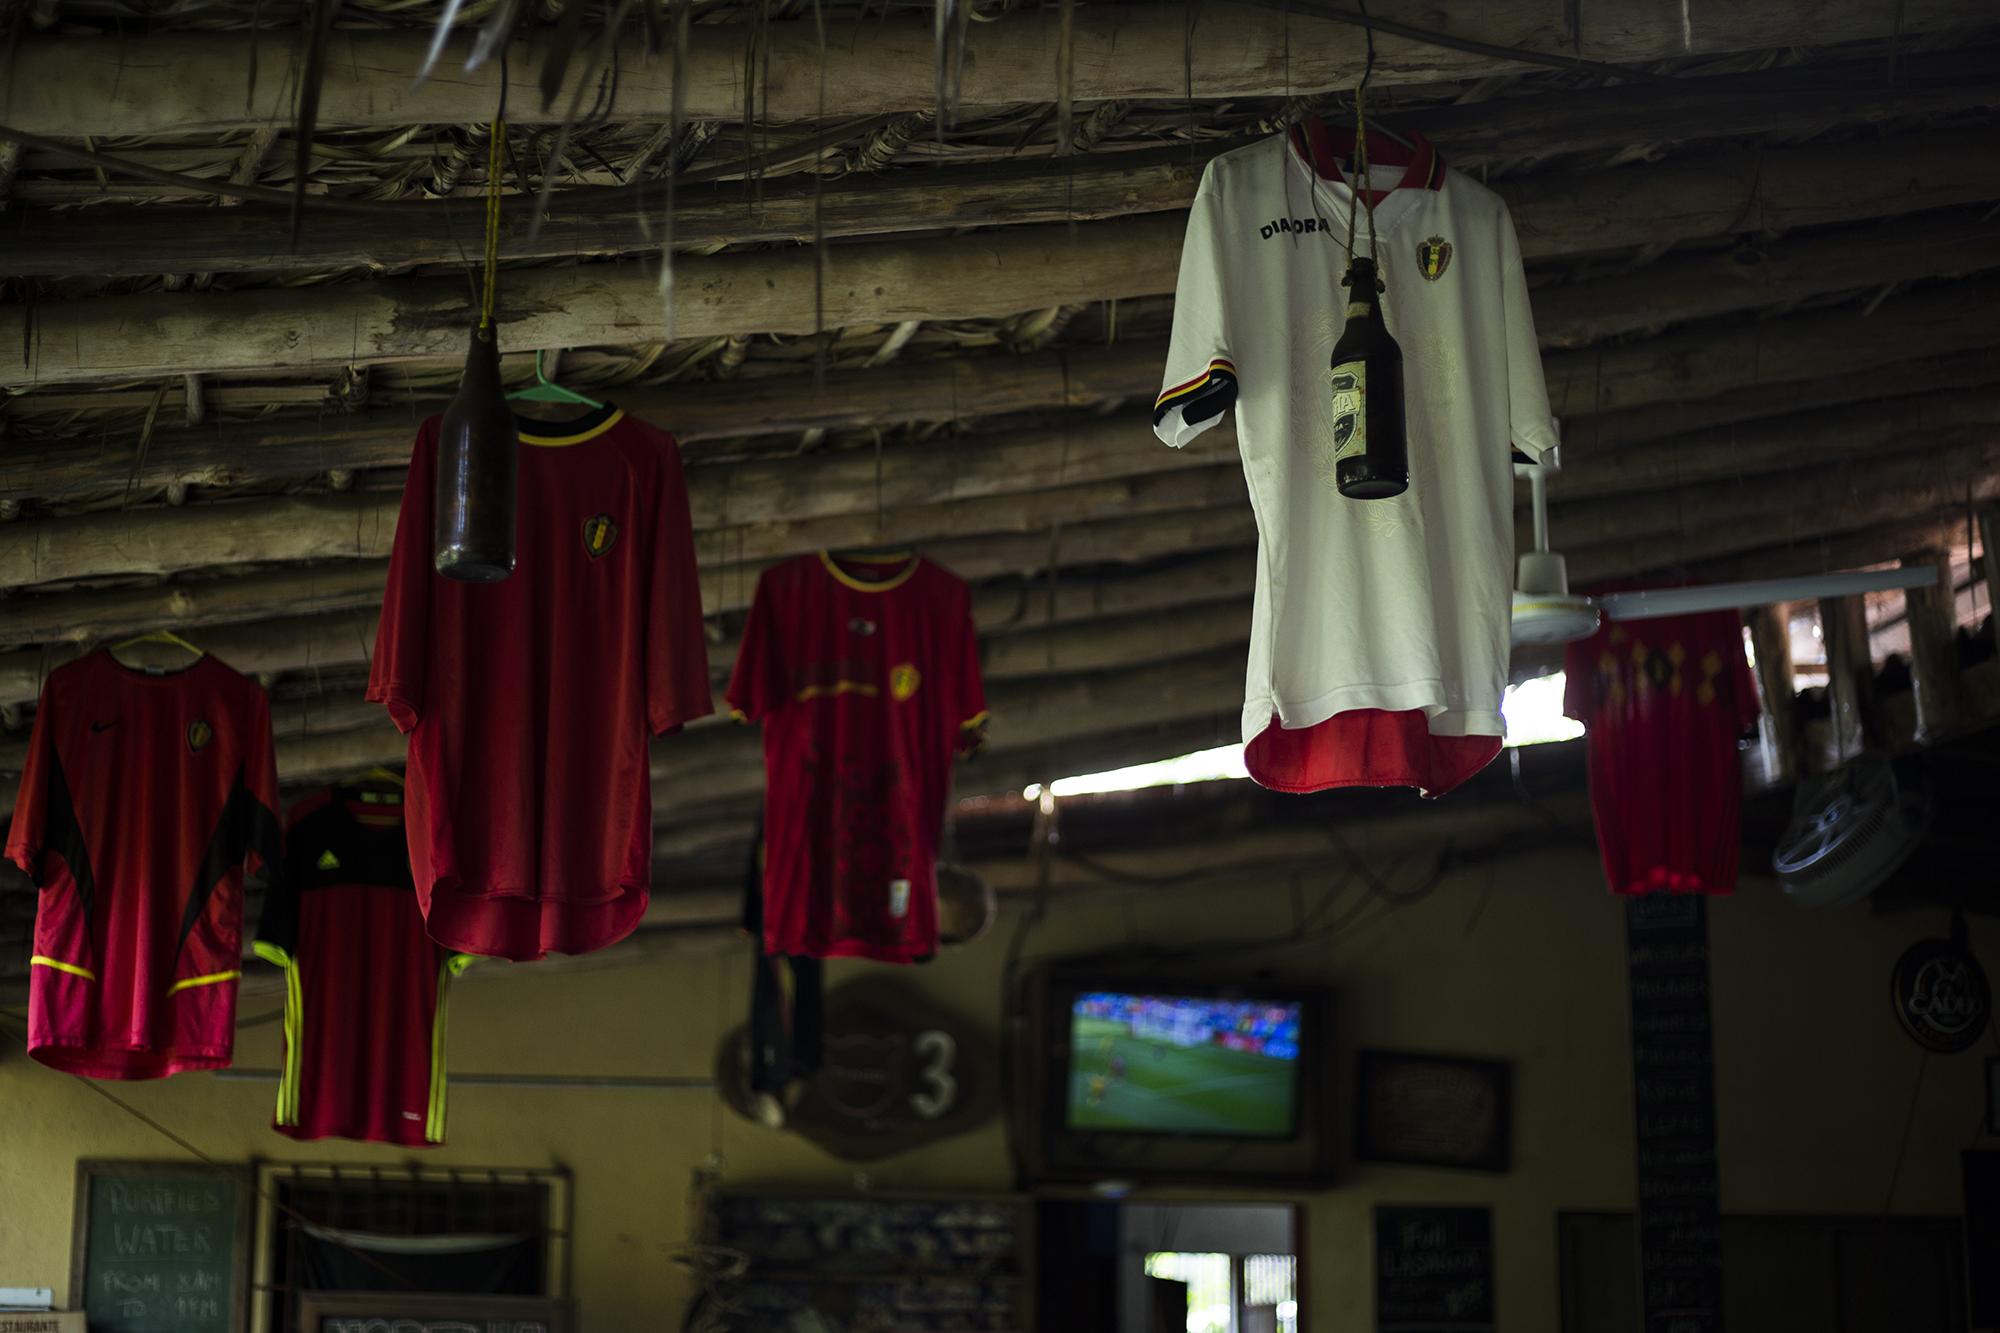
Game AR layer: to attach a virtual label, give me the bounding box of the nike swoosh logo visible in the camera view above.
[90,720,119,734]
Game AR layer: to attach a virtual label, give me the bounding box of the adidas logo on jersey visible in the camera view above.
[1260,215,1336,241]
[316,849,341,871]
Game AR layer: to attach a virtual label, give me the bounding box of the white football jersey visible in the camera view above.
[1155,122,1557,796]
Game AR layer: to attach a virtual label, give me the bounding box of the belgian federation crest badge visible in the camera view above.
[889,663,922,702]
[581,513,619,558]
[1416,235,1452,282]
[186,720,213,753]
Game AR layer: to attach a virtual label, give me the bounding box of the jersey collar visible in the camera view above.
[819,549,920,593]
[516,403,624,446]
[1287,116,1444,205]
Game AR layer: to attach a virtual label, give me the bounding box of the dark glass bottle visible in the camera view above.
[1328,257,1408,500]
[433,325,521,582]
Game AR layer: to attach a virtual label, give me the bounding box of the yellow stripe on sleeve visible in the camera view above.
[30,955,97,982]
[165,969,241,995]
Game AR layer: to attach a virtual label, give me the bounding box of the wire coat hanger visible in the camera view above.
[506,347,604,409]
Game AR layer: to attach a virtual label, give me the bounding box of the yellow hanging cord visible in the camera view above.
[480,118,506,334]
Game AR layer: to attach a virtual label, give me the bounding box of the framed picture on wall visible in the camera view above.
[1354,1050,1512,1173]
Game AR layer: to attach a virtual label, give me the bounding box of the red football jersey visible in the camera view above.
[5,650,280,1079]
[369,406,713,961]
[255,785,474,1146]
[727,552,987,963]
[1564,607,1762,896]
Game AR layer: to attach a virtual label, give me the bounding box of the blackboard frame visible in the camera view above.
[69,1158,253,1333]
[296,1292,573,1332]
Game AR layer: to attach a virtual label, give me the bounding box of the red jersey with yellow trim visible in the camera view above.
[255,785,474,1146]
[5,650,280,1079]
[368,405,713,961]
[726,553,987,963]
[1563,606,1761,895]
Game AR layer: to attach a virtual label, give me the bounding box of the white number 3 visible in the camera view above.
[909,1030,958,1118]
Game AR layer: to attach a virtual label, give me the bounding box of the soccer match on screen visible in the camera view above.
[1067,992,1304,1138]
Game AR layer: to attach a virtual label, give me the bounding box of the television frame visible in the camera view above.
[1019,967,1336,1189]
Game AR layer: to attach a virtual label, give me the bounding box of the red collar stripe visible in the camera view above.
[1288,117,1444,204]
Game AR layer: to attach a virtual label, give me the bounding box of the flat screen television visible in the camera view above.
[1064,990,1305,1138]
[1020,969,1334,1188]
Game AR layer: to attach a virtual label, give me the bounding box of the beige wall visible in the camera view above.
[2,838,1993,1330]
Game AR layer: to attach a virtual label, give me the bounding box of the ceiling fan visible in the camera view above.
[1510,452,1942,648]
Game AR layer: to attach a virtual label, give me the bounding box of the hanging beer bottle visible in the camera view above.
[433,324,521,582]
[1328,256,1408,500]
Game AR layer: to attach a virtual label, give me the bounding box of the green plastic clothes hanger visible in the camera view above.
[507,348,604,409]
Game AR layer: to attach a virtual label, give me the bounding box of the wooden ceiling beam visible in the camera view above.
[1564,345,2000,453]
[8,3,1985,138]
[0,491,1263,707]
[7,109,1994,281]
[11,261,2000,518]
[1540,272,2000,417]
[1531,209,2000,350]
[1568,447,2000,583]
[0,414,1238,588]
[0,216,1186,389]
[13,130,2000,390]
[1553,386,2000,503]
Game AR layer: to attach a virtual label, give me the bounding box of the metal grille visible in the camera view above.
[253,1163,572,1333]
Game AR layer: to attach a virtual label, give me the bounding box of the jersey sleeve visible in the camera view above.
[725,569,784,724]
[4,679,54,881]
[366,420,438,735]
[645,439,716,736]
[1499,204,1559,462]
[1153,173,1238,448]
[950,586,989,756]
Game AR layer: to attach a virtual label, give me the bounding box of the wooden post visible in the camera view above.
[1902,553,1962,745]
[1745,604,1802,783]
[1818,595,1880,763]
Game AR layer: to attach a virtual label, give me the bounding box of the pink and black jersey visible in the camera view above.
[5,650,280,1079]
[369,405,714,961]
[255,785,474,1146]
[727,553,987,963]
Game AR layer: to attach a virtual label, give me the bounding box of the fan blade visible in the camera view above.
[1598,566,1941,622]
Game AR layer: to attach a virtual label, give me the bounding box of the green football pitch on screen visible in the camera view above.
[1066,996,1301,1138]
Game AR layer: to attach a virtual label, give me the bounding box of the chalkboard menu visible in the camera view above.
[69,1162,249,1333]
[1625,895,1723,1333]
[704,1192,1033,1332]
[1373,1205,1493,1332]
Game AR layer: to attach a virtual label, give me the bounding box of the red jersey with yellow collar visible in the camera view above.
[5,649,281,1079]
[726,552,987,963]
[368,405,713,961]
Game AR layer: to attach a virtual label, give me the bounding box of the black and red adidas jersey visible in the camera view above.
[255,785,475,1146]
[5,650,280,1079]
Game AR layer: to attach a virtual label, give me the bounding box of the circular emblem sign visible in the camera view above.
[1891,937,1991,1053]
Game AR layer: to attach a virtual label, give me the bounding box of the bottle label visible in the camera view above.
[1329,360,1366,460]
[1345,300,1371,319]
